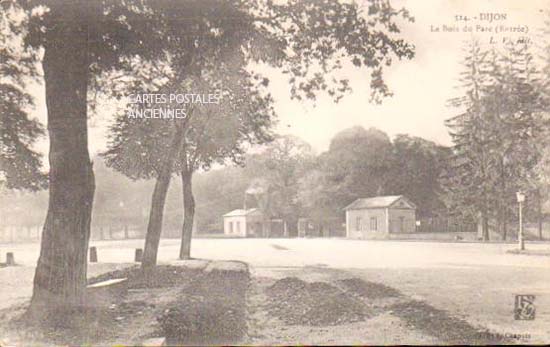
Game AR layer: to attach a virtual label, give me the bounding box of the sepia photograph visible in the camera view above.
[0,0,549,345]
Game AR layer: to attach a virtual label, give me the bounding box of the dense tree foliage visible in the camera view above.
[296,127,450,226]
[323,127,394,202]
[244,135,315,235]
[100,0,415,267]
[178,127,450,233]
[103,63,275,266]
[534,12,550,196]
[389,135,450,217]
[0,11,46,191]
[442,39,548,240]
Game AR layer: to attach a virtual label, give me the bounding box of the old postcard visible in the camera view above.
[0,0,549,345]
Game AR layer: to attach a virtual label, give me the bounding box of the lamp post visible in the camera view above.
[516,191,525,251]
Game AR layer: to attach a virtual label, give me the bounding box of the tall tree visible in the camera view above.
[488,42,543,239]
[323,126,395,205]
[176,82,274,259]
[298,129,449,226]
[104,67,274,267]
[3,0,198,319]
[297,168,337,232]
[245,135,315,235]
[443,41,499,241]
[533,10,550,238]
[388,135,450,218]
[442,40,545,241]
[296,126,396,232]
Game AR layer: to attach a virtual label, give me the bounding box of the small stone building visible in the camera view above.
[223,208,265,237]
[344,195,416,239]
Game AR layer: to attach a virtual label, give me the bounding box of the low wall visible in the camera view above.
[386,231,478,241]
[477,223,550,241]
[346,230,479,241]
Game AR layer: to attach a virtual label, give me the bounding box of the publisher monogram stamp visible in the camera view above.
[514,295,536,320]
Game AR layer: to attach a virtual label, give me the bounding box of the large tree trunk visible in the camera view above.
[537,190,543,240]
[141,169,172,271]
[499,158,507,240]
[179,171,195,260]
[481,209,490,241]
[503,207,508,241]
[498,207,504,240]
[141,125,184,271]
[27,8,94,320]
[263,219,271,238]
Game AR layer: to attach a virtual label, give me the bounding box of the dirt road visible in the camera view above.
[1,238,549,344]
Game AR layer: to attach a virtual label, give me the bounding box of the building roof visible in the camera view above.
[344,195,416,210]
[223,208,263,217]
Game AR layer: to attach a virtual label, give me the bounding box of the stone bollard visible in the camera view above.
[6,252,15,266]
[135,248,143,262]
[90,247,98,263]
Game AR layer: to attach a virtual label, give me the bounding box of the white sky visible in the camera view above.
[28,0,547,157]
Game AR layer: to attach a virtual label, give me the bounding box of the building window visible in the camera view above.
[356,217,362,231]
[229,221,233,233]
[236,221,241,233]
[370,217,377,231]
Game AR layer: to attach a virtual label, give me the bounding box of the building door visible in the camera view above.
[399,216,404,233]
